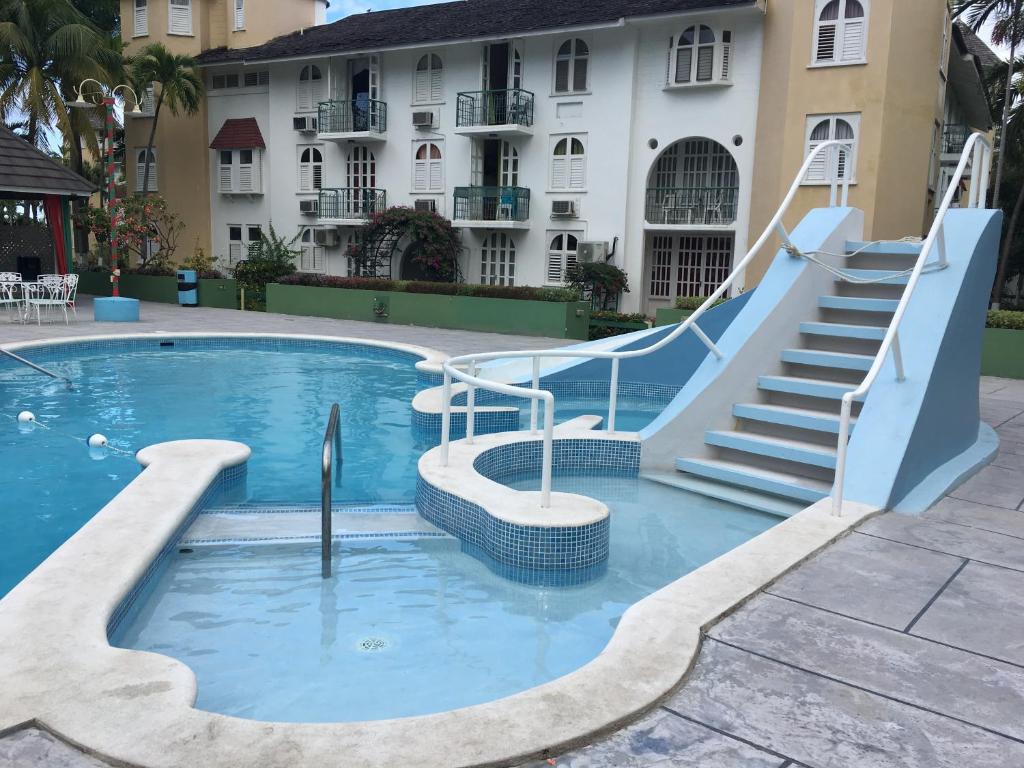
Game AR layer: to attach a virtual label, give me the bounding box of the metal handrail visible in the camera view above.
[0,348,73,388]
[440,140,855,508]
[321,403,342,578]
[830,132,992,516]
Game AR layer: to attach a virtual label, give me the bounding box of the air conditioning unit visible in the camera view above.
[414,198,437,213]
[299,199,319,215]
[293,116,317,133]
[314,228,339,247]
[577,241,609,263]
[412,111,435,128]
[551,200,577,218]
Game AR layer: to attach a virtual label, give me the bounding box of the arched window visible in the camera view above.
[646,138,739,225]
[135,148,157,192]
[804,115,858,183]
[670,25,732,85]
[480,232,516,286]
[413,142,443,192]
[814,0,867,64]
[546,232,579,284]
[554,39,589,94]
[296,64,323,112]
[298,146,322,191]
[414,53,443,104]
[347,146,376,189]
[551,137,586,190]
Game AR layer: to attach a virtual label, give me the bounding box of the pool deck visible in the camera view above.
[2,304,1023,768]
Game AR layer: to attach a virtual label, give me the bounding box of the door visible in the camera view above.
[646,233,735,305]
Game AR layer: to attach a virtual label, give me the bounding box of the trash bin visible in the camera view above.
[176,269,198,307]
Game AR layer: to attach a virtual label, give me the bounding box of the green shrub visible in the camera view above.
[233,224,297,309]
[275,274,580,303]
[674,295,727,310]
[987,310,1024,330]
[566,262,629,310]
[588,310,651,340]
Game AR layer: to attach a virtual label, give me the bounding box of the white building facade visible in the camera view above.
[201,2,766,313]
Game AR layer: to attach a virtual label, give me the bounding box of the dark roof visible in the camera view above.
[198,0,756,65]
[0,125,95,198]
[210,117,267,149]
[956,22,1002,72]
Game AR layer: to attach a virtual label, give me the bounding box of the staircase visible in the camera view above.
[673,240,921,510]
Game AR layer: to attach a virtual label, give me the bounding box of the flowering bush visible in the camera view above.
[76,196,183,270]
[566,261,629,311]
[349,207,462,282]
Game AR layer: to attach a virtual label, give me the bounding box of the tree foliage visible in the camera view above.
[348,206,463,282]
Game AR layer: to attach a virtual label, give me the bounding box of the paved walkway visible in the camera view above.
[2,303,1023,768]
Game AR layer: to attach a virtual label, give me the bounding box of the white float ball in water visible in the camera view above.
[16,411,34,423]
[88,446,108,461]
[87,433,108,448]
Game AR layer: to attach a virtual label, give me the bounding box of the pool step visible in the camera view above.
[733,403,855,435]
[202,502,417,515]
[781,348,875,372]
[835,269,910,286]
[800,321,886,341]
[675,458,832,505]
[845,240,922,256]
[705,430,837,470]
[641,471,804,518]
[758,375,863,402]
[818,295,900,314]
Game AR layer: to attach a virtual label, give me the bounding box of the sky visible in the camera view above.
[326,0,449,23]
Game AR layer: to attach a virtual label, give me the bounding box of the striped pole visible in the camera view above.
[103,97,120,298]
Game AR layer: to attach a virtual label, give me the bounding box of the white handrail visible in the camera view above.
[830,132,992,516]
[441,140,855,508]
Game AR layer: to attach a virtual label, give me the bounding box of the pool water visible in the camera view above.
[113,474,777,722]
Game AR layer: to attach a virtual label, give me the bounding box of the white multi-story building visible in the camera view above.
[199,0,765,312]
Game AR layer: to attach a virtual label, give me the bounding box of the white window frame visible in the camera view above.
[233,0,245,31]
[226,224,262,266]
[550,134,587,192]
[553,38,589,95]
[545,231,581,285]
[413,52,444,105]
[803,113,860,185]
[298,228,327,274]
[218,148,262,194]
[297,145,323,192]
[412,141,444,193]
[135,148,157,192]
[133,0,148,37]
[668,25,733,87]
[480,231,516,286]
[811,0,868,67]
[296,64,324,113]
[167,0,193,36]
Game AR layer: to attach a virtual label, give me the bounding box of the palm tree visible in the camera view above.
[130,43,203,198]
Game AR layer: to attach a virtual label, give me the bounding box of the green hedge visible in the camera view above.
[277,274,579,303]
[987,310,1024,330]
[675,295,727,310]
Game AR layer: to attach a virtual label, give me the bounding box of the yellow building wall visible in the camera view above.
[747,0,948,285]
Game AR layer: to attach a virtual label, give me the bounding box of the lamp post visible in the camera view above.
[69,79,145,299]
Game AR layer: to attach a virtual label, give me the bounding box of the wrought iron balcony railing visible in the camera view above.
[318,99,388,135]
[319,188,386,220]
[942,125,969,155]
[455,89,534,128]
[644,186,739,226]
[453,186,530,222]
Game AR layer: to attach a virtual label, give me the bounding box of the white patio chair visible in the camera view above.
[24,280,69,325]
[64,274,80,321]
[0,280,22,322]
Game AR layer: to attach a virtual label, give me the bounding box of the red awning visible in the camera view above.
[209,118,266,150]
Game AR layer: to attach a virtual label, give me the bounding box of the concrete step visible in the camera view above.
[705,430,838,470]
[641,471,805,518]
[835,269,910,286]
[758,375,864,402]
[845,240,922,256]
[675,458,832,505]
[818,295,900,314]
[781,348,875,372]
[733,402,856,435]
[800,321,886,341]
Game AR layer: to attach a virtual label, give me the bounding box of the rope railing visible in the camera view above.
[440,140,855,509]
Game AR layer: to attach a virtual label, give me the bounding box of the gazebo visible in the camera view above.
[0,124,95,278]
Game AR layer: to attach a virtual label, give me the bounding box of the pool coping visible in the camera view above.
[0,333,880,768]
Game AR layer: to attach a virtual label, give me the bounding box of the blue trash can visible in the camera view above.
[176,269,198,307]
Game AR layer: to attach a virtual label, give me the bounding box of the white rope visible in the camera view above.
[6,412,137,459]
[782,236,944,285]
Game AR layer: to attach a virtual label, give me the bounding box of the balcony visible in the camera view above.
[643,186,739,228]
[319,188,386,224]
[318,100,387,142]
[454,90,534,137]
[452,186,530,228]
[942,124,969,156]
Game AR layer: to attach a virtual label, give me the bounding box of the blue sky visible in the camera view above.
[326,0,448,23]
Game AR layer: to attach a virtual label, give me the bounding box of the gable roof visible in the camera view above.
[210,117,267,149]
[198,0,756,65]
[956,22,1002,73]
[0,125,95,199]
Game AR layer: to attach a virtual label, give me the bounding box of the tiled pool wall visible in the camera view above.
[416,438,639,584]
[106,462,248,641]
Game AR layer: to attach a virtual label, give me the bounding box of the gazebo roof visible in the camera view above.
[0,124,95,199]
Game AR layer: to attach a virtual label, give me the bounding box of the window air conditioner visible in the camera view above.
[414,198,438,213]
[551,200,577,218]
[314,228,339,247]
[299,199,319,215]
[293,116,317,133]
[577,241,608,263]
[412,111,435,128]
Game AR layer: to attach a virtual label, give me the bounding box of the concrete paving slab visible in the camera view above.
[766,532,963,629]
[991,449,1024,471]
[979,398,1024,427]
[912,561,1024,667]
[947,464,1024,511]
[923,497,1024,539]
[518,709,785,768]
[978,379,1024,402]
[860,514,1024,570]
[710,594,1024,741]
[0,727,113,768]
[666,641,1024,768]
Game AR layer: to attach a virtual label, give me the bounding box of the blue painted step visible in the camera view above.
[781,348,875,372]
[705,430,838,469]
[835,269,910,286]
[758,375,864,402]
[818,295,900,313]
[675,458,832,504]
[800,321,886,341]
[733,403,856,435]
[845,240,923,256]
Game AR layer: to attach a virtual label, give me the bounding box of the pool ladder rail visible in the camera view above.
[322,403,343,578]
[1,348,73,388]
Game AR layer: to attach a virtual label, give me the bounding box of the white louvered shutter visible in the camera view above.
[675,48,692,83]
[568,141,585,189]
[238,165,253,192]
[414,68,429,103]
[429,159,442,191]
[551,156,568,190]
[413,157,427,191]
[234,0,244,30]
[297,82,311,111]
[219,163,233,192]
[816,24,836,61]
[169,0,191,35]
[229,243,242,264]
[134,0,148,36]
[720,34,732,80]
[430,65,442,102]
[841,18,864,61]
[805,120,832,183]
[546,252,562,284]
[696,46,714,81]
[313,246,325,272]
[300,245,313,272]
[299,162,311,191]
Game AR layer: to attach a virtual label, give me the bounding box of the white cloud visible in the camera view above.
[327,0,450,23]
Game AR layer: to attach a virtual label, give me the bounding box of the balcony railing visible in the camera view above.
[453,186,530,222]
[942,124,969,155]
[644,186,739,226]
[319,188,386,220]
[318,99,388,135]
[456,89,534,128]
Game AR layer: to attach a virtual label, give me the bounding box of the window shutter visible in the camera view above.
[299,163,311,191]
[219,162,233,192]
[841,19,864,61]
[546,251,562,284]
[313,246,325,272]
[805,141,828,182]
[134,0,147,36]
[300,245,312,272]
[555,59,570,93]
[569,156,585,189]
[816,23,836,62]
[229,242,242,265]
[414,69,429,103]
[430,68,442,102]
[234,0,244,30]
[413,158,427,191]
[169,0,191,35]
[238,164,253,193]
[675,48,692,83]
[429,160,442,191]
[696,46,714,81]
[313,164,322,190]
[720,40,732,80]
[551,157,568,189]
